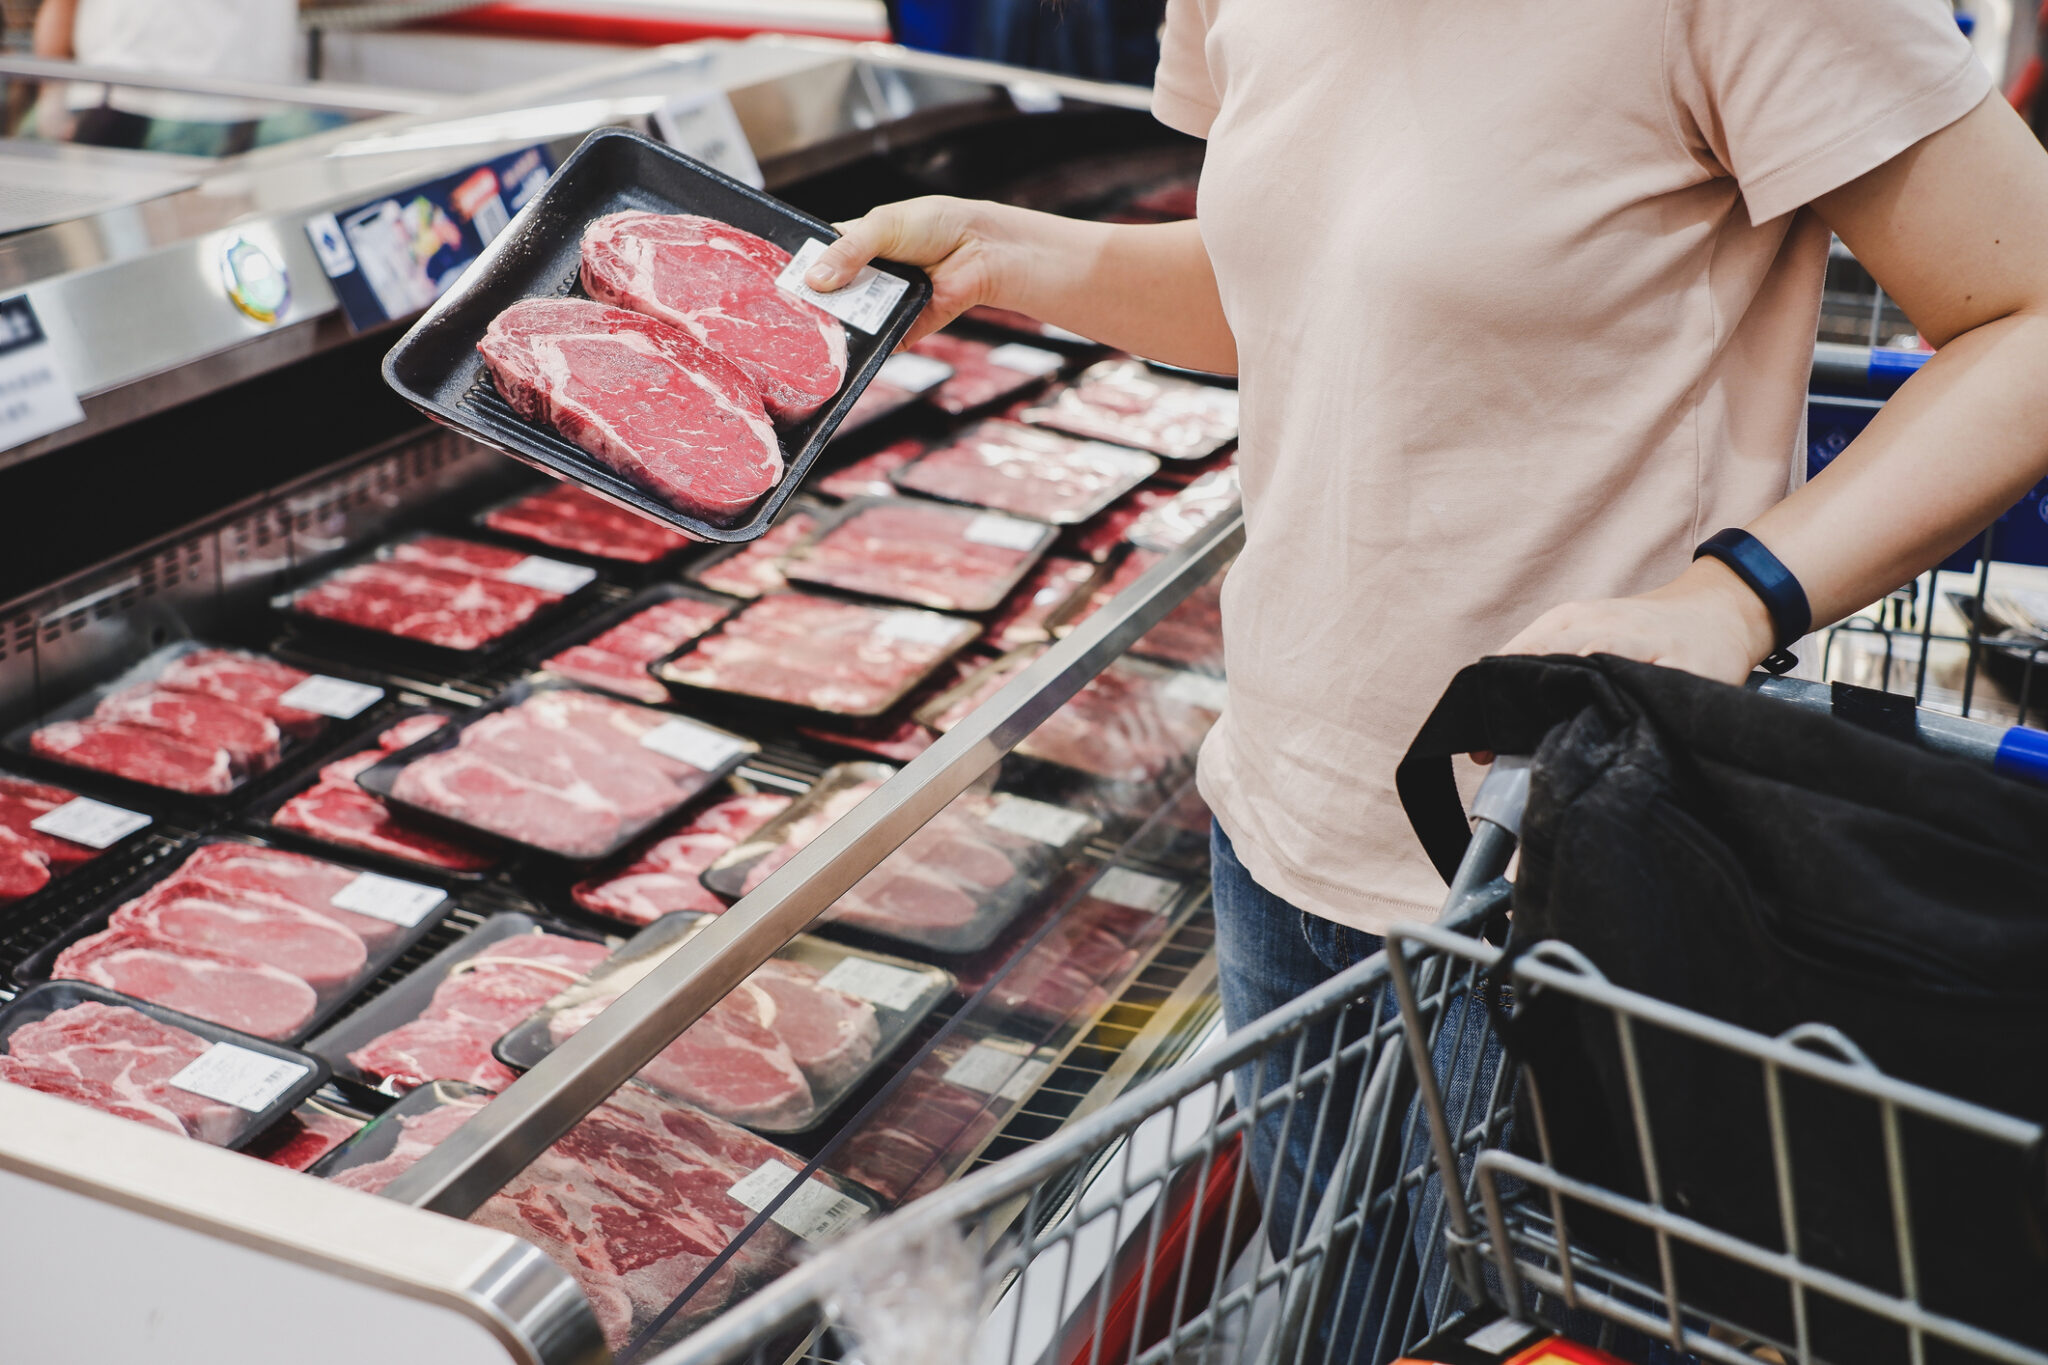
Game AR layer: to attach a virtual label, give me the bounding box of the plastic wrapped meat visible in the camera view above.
[0,775,114,905]
[688,509,816,599]
[1064,550,1226,669]
[659,594,977,715]
[1022,359,1238,461]
[1125,466,1240,552]
[831,1038,1018,1204]
[782,499,1052,612]
[247,1103,364,1170]
[1068,487,1178,563]
[30,720,238,796]
[931,652,1219,785]
[894,420,1159,524]
[273,715,500,873]
[152,648,324,737]
[543,596,732,704]
[956,890,1173,1025]
[0,1002,239,1143]
[326,1089,490,1193]
[816,439,924,501]
[983,557,1098,650]
[574,791,793,925]
[290,551,564,652]
[484,483,695,563]
[910,333,1063,415]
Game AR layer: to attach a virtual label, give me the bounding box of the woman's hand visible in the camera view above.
[1499,557,1776,686]
[805,197,1013,347]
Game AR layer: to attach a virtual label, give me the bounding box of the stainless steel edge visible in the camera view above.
[0,55,444,113]
[383,511,1245,1216]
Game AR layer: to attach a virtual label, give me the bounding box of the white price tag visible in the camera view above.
[876,352,953,394]
[504,555,598,595]
[964,514,1048,551]
[1163,672,1229,712]
[653,90,763,189]
[278,674,385,720]
[999,1058,1053,1102]
[987,343,1064,377]
[30,797,150,850]
[984,796,1093,847]
[1091,867,1181,914]
[775,238,911,335]
[1464,1319,1538,1354]
[330,872,446,927]
[169,1042,310,1112]
[942,1042,1031,1094]
[0,296,84,454]
[728,1160,867,1242]
[640,718,750,771]
[819,956,931,1011]
[875,611,966,648]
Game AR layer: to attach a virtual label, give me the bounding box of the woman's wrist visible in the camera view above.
[1656,556,1779,668]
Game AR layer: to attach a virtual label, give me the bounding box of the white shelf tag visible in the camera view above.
[278,674,385,719]
[331,872,446,927]
[876,611,966,647]
[942,1043,1034,1095]
[987,343,1064,376]
[170,1042,310,1112]
[819,956,930,1011]
[0,296,84,454]
[876,351,953,394]
[984,796,1092,846]
[964,514,1048,551]
[30,797,150,850]
[728,1160,867,1242]
[640,718,749,770]
[776,238,910,335]
[1091,867,1180,914]
[504,556,598,594]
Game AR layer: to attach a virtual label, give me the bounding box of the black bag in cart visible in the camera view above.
[1397,654,2048,1364]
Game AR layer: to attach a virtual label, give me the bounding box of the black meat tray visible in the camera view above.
[0,980,330,1150]
[467,484,698,578]
[523,582,743,704]
[778,495,1058,615]
[0,766,167,918]
[306,1078,494,1185]
[681,497,830,602]
[381,127,934,544]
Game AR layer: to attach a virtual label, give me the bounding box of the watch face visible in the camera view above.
[221,236,291,324]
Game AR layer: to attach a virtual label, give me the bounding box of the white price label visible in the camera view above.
[876,611,966,648]
[278,674,385,720]
[999,1058,1053,1102]
[640,718,750,771]
[876,352,954,394]
[1163,672,1229,712]
[987,343,1064,377]
[728,1160,867,1242]
[653,90,763,189]
[169,1042,310,1112]
[1464,1319,1538,1354]
[30,797,150,850]
[0,296,84,454]
[504,555,598,595]
[819,956,931,1011]
[1091,867,1181,914]
[775,238,911,335]
[984,796,1093,846]
[330,872,446,927]
[964,514,1048,551]
[942,1042,1031,1094]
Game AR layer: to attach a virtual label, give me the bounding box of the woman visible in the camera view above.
[811,0,2048,1239]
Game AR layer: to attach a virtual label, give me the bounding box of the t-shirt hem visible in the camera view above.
[1742,57,1991,225]
[1151,81,1219,139]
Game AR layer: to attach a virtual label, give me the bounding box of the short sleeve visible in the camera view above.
[1152,0,1219,138]
[1669,0,1991,224]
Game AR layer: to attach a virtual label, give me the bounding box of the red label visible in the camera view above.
[450,167,501,220]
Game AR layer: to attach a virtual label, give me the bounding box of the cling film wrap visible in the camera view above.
[823,1219,984,1365]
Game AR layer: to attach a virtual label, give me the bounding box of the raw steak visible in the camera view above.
[347,1013,519,1093]
[153,648,323,738]
[378,713,451,751]
[580,211,848,422]
[688,508,815,598]
[782,499,1048,612]
[912,333,1061,415]
[291,558,556,651]
[5,1001,239,1143]
[660,593,975,714]
[93,685,281,773]
[544,596,731,704]
[328,1090,488,1193]
[273,713,496,873]
[479,298,782,523]
[1022,358,1240,461]
[249,1104,362,1170]
[894,419,1159,524]
[53,929,318,1040]
[0,1055,187,1136]
[573,791,792,924]
[747,958,880,1092]
[983,556,1098,649]
[386,534,535,580]
[1126,465,1240,552]
[173,842,403,950]
[833,1039,1007,1203]
[0,776,100,874]
[0,826,51,901]
[484,483,695,563]
[110,887,367,996]
[32,718,236,795]
[832,863,981,934]
[816,438,924,501]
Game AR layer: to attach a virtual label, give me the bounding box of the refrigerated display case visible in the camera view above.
[0,37,1234,1364]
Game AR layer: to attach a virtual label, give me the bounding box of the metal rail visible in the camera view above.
[0,54,443,115]
[381,512,1246,1216]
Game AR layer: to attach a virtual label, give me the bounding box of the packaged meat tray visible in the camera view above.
[1067,486,1178,563]
[683,501,821,599]
[278,533,602,664]
[356,681,759,861]
[305,911,612,1093]
[1021,358,1240,461]
[1125,465,1241,552]
[704,763,1101,955]
[780,496,1056,613]
[571,787,795,925]
[17,838,458,1043]
[383,127,931,543]
[654,592,980,718]
[982,556,1099,651]
[245,709,502,881]
[6,641,378,804]
[0,770,155,908]
[960,305,1096,347]
[831,1034,1055,1205]
[494,912,949,1134]
[814,438,925,502]
[829,349,953,435]
[477,482,696,565]
[0,980,329,1149]
[891,419,1159,525]
[911,332,1065,415]
[953,865,1186,1027]
[534,584,738,705]
[244,1096,366,1170]
[311,1078,492,1191]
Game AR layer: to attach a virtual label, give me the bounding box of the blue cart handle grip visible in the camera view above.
[1994,726,2048,786]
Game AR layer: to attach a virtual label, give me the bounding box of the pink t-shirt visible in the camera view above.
[1155,0,1989,932]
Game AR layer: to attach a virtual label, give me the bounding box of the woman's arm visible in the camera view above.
[802,198,1236,373]
[33,0,79,58]
[1503,94,2048,682]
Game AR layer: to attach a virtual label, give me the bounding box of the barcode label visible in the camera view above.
[1162,672,1229,712]
[964,514,1048,551]
[985,796,1092,846]
[278,674,385,719]
[876,611,966,647]
[987,343,1064,376]
[331,872,446,927]
[728,1160,867,1242]
[30,797,150,850]
[1092,867,1180,913]
[876,352,953,394]
[775,239,910,335]
[170,1043,310,1112]
[819,956,931,1011]
[640,718,750,771]
[942,1043,1029,1094]
[504,556,598,594]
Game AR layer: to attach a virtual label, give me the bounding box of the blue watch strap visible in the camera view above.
[1694,529,1811,674]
